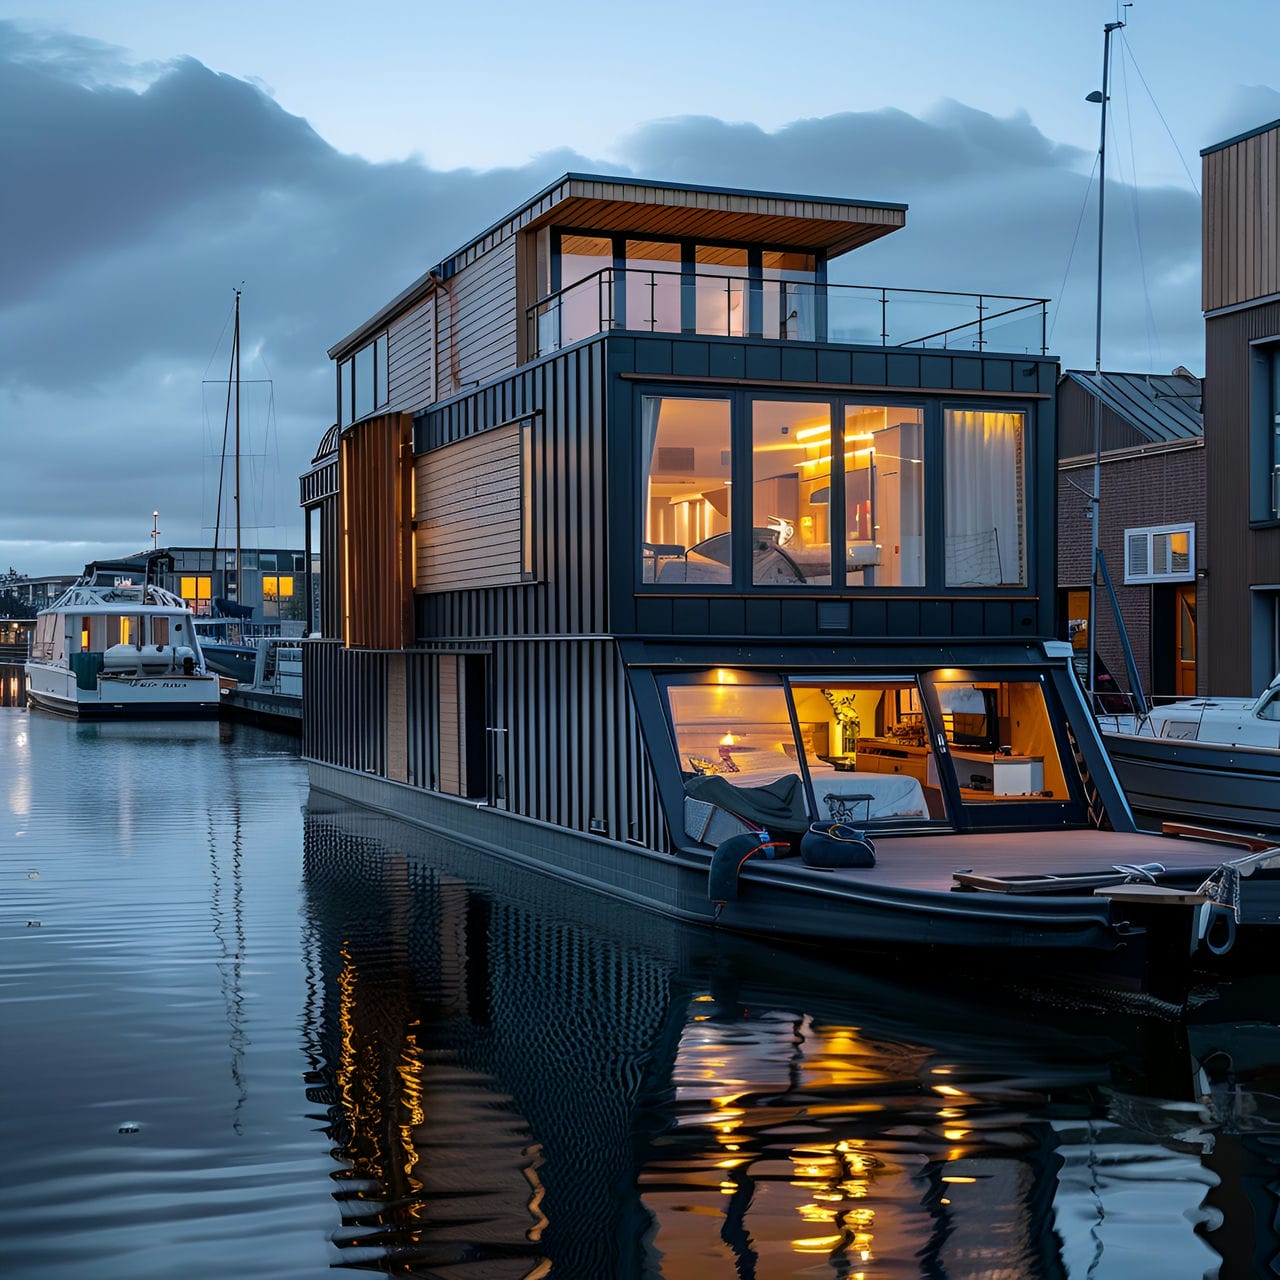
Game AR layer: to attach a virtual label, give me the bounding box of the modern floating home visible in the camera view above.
[300,174,1280,984]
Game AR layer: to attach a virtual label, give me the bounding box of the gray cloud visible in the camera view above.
[0,22,1221,574]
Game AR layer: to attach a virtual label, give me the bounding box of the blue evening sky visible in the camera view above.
[1,0,1277,573]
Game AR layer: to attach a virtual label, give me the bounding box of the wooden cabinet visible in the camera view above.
[854,738,930,785]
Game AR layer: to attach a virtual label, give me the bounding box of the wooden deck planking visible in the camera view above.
[777,829,1233,894]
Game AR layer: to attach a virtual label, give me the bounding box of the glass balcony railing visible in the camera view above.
[528,267,1048,358]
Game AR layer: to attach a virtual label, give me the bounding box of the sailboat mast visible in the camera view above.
[1086,17,1124,706]
[233,288,242,601]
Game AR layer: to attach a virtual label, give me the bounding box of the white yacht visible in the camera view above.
[26,567,222,719]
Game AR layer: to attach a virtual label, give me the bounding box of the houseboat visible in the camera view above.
[26,564,221,718]
[300,174,1280,987]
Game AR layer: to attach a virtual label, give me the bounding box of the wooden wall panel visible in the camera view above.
[415,422,525,591]
[1203,124,1280,312]
[340,413,414,649]
[386,653,407,783]
[388,294,435,413]
[437,653,461,794]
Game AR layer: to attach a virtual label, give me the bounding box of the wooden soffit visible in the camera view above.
[523,177,906,258]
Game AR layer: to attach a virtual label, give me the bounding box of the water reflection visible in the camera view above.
[302,801,1280,1278]
[6,709,1280,1278]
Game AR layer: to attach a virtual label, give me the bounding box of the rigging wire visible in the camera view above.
[1115,44,1163,369]
[1117,29,1201,197]
[1047,150,1100,352]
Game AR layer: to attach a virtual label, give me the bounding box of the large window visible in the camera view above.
[751,400,833,586]
[694,245,749,337]
[943,409,1026,586]
[538,234,821,354]
[641,397,733,583]
[844,405,925,587]
[624,240,682,333]
[641,394,1031,594]
[556,234,613,348]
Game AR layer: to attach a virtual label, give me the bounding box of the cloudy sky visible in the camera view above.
[2,0,1278,576]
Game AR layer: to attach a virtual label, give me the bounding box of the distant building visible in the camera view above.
[1201,118,1280,693]
[1056,368,1204,700]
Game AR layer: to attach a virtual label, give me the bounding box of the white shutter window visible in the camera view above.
[1124,523,1195,584]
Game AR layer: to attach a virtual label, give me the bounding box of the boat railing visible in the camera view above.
[1094,690,1208,737]
[245,636,303,697]
[527,267,1049,358]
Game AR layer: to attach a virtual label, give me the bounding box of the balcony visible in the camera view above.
[527,267,1048,359]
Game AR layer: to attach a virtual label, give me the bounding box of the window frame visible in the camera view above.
[1249,339,1280,525]
[1123,522,1195,584]
[635,385,1036,597]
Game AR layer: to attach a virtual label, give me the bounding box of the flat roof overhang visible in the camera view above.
[330,173,907,359]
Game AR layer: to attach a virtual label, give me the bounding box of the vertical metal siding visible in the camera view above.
[1204,299,1280,691]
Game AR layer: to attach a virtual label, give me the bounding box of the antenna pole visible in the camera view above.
[1087,18,1124,708]
[233,288,242,603]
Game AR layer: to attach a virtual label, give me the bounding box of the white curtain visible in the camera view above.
[944,410,1025,585]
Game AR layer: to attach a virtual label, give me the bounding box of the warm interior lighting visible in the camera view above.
[794,424,832,441]
[941,1176,977,1184]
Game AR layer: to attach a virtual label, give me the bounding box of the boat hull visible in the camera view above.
[1103,729,1280,838]
[308,761,1236,990]
[26,661,221,720]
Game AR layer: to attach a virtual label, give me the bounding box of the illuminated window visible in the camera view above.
[944,409,1026,586]
[179,576,212,614]
[262,575,294,599]
[640,396,733,584]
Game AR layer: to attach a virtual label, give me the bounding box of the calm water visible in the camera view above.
[3,707,1280,1278]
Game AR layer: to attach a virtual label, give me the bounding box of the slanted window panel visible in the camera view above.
[762,251,818,340]
[843,405,925,587]
[667,678,798,781]
[933,680,1068,802]
[640,396,732,585]
[751,400,834,587]
[374,333,389,408]
[354,343,374,420]
[339,358,353,428]
[556,234,613,349]
[624,240,682,334]
[694,246,749,337]
[943,409,1026,586]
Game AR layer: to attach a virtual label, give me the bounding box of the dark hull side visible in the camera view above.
[1104,731,1280,838]
[308,761,1187,987]
[27,688,221,721]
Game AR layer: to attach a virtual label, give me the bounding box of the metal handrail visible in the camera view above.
[527,266,1048,357]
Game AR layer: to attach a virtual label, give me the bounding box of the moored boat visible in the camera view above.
[25,565,221,719]
[1099,684,1280,839]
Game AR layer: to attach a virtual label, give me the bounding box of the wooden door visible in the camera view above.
[1176,584,1197,696]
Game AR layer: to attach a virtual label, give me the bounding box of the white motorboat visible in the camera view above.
[25,567,222,719]
[1099,678,1280,837]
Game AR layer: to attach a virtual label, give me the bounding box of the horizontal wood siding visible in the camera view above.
[303,641,387,774]
[416,341,610,640]
[341,413,414,649]
[493,638,668,850]
[388,294,435,413]
[1204,124,1280,312]
[416,424,524,591]
[438,239,519,398]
